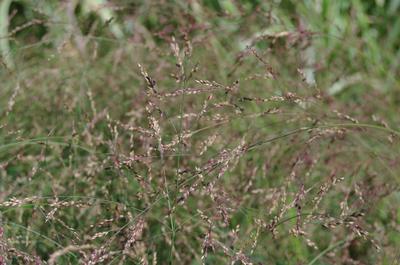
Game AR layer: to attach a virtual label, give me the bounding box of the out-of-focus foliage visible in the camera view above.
[0,1,399,264]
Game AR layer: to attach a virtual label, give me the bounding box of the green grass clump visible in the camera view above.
[1,1,399,264]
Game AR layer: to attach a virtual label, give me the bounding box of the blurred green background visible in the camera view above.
[0,0,400,264]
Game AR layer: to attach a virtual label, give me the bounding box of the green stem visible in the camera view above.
[307,239,347,265]
[0,0,14,69]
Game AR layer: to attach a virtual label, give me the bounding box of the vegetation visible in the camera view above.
[1,0,399,264]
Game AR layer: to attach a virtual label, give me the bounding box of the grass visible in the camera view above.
[0,0,400,264]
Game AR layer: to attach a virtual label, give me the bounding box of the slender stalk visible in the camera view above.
[307,239,347,265]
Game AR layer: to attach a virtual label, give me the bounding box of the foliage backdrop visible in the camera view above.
[0,0,400,264]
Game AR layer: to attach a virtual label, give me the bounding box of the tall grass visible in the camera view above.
[0,1,399,264]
